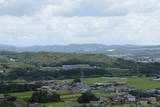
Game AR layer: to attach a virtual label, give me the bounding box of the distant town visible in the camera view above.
[1,77,160,107]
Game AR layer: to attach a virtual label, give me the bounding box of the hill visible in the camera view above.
[0,44,160,58]
[0,51,160,80]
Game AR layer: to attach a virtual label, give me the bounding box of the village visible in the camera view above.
[0,77,160,107]
[24,79,160,107]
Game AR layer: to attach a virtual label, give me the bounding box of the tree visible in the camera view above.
[29,91,61,103]
[0,101,16,107]
[73,78,81,83]
[77,92,98,103]
[6,96,17,102]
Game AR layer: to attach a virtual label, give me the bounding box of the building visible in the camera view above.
[0,96,5,100]
[37,86,56,92]
[124,94,136,104]
[147,97,157,104]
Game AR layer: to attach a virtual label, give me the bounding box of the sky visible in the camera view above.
[0,0,160,46]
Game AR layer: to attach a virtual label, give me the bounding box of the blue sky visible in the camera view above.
[0,0,160,46]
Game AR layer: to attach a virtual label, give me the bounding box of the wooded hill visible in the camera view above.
[1,44,160,58]
[0,51,160,80]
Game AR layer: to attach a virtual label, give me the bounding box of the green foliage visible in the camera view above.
[80,77,160,90]
[73,78,81,83]
[77,92,98,103]
[129,90,155,98]
[29,91,61,103]
[0,83,43,93]
[0,101,16,107]
[0,51,160,80]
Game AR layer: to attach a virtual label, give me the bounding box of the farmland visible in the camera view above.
[3,77,160,107]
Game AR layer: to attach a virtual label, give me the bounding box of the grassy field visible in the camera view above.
[42,90,81,107]
[9,90,81,107]
[57,90,81,101]
[11,91,33,100]
[61,77,160,89]
[80,77,160,90]
[7,77,160,107]
[41,77,160,107]
[42,102,82,107]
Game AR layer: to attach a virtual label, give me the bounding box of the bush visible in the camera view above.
[0,101,16,107]
[73,78,81,83]
[77,92,98,103]
[29,91,61,103]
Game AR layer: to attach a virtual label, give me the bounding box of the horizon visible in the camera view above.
[0,0,160,46]
[0,43,160,48]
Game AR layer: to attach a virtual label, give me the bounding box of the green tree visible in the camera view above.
[73,78,81,83]
[0,101,16,107]
[29,91,61,103]
[77,92,98,103]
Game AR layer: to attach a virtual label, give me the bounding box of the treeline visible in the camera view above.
[0,101,16,107]
[0,83,43,93]
[0,51,160,80]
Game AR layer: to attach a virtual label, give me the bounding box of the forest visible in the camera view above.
[0,51,160,80]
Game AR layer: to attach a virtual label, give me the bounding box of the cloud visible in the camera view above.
[0,0,160,46]
[34,0,160,18]
[0,0,160,17]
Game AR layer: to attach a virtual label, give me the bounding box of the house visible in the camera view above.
[72,87,90,94]
[145,89,160,94]
[37,86,56,92]
[105,88,117,93]
[89,97,111,106]
[138,99,148,105]
[89,101,100,106]
[0,96,5,100]
[145,89,156,93]
[119,88,136,92]
[124,94,136,104]
[94,83,112,87]
[55,81,71,90]
[99,97,110,105]
[71,83,91,93]
[147,97,157,104]
[112,96,123,105]
[80,88,90,93]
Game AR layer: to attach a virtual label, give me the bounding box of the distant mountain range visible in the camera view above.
[0,44,160,57]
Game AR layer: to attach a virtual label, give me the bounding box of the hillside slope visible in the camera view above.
[0,51,160,80]
[1,44,160,58]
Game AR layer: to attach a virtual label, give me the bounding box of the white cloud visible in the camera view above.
[1,0,160,17]
[0,0,160,46]
[16,35,35,40]
[37,0,160,18]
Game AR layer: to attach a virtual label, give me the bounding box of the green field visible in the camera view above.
[42,90,81,107]
[11,91,33,99]
[57,90,81,101]
[7,77,160,107]
[9,90,81,107]
[42,102,82,107]
[60,77,160,90]
[81,77,160,90]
